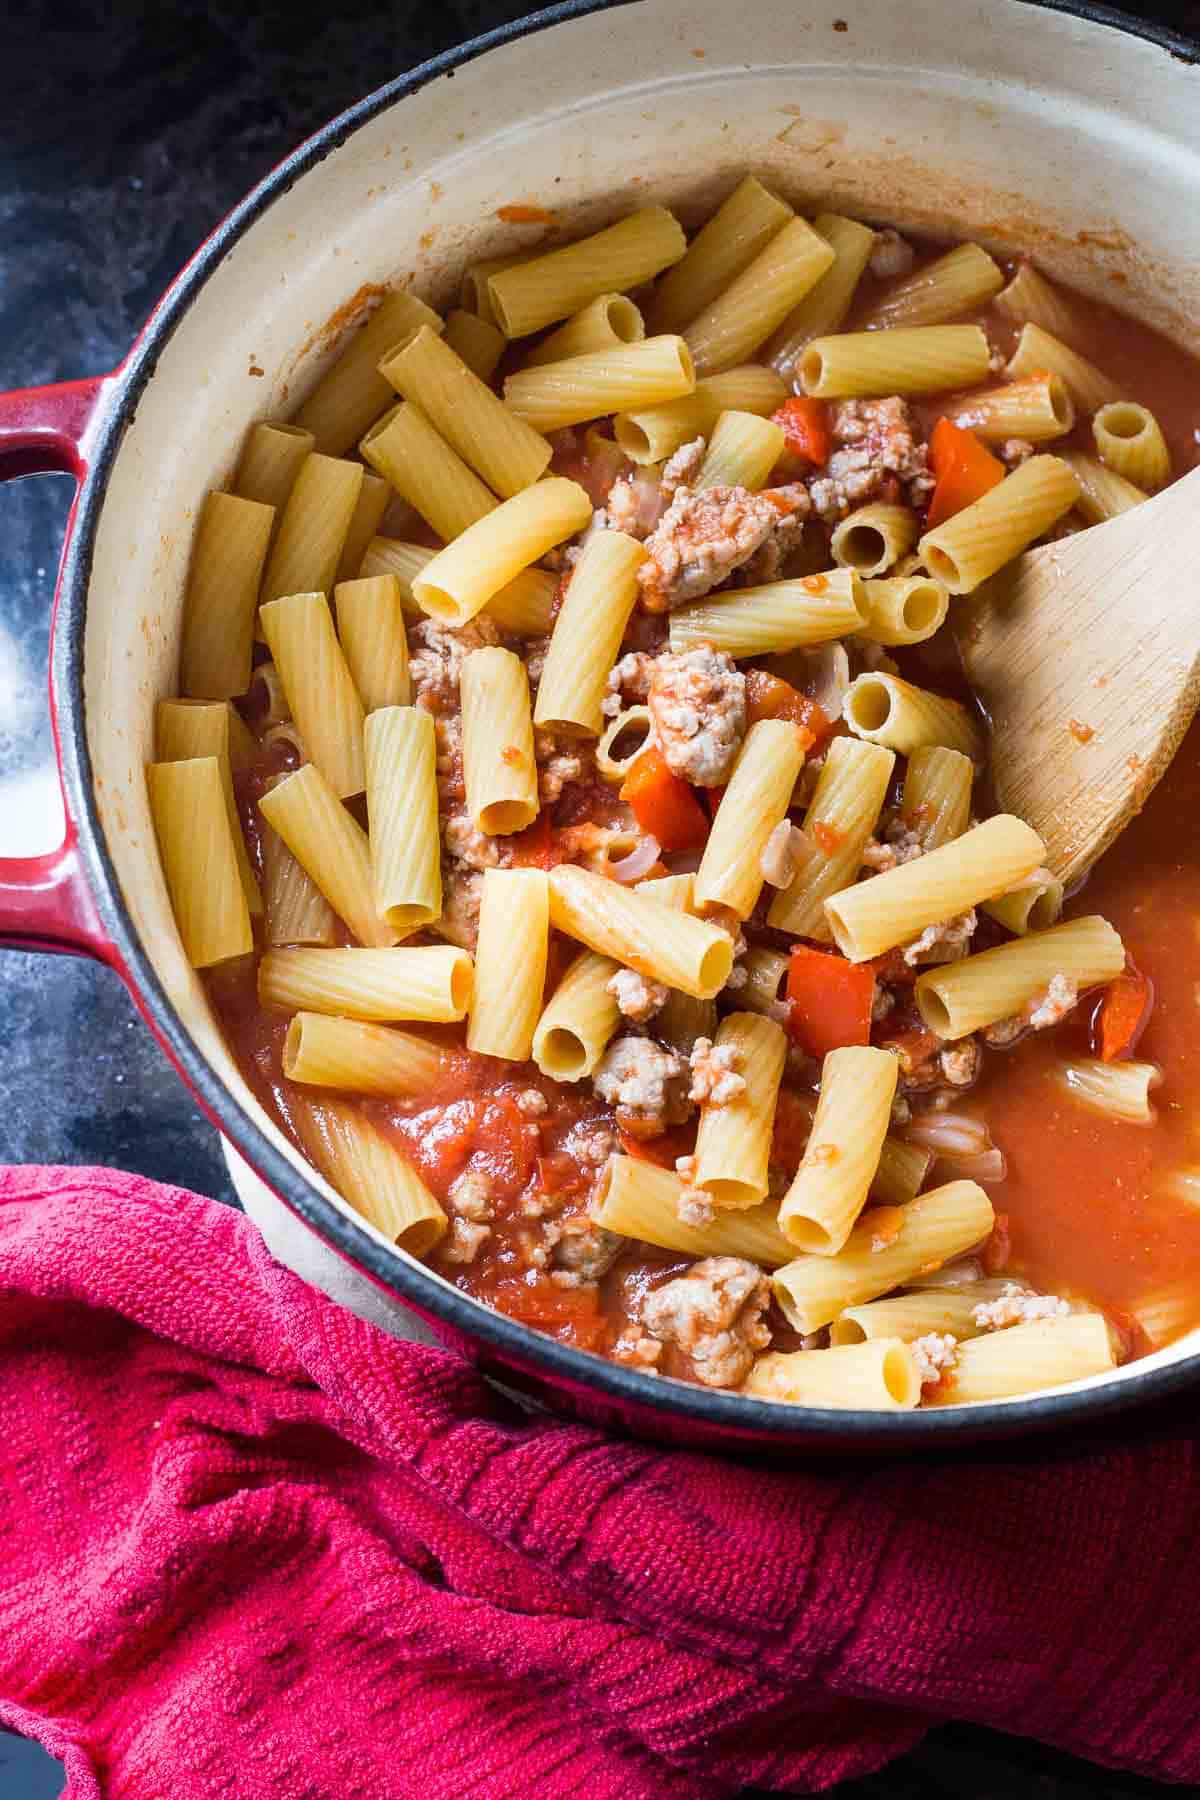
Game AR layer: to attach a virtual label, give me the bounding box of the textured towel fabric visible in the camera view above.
[1,1167,1199,1799]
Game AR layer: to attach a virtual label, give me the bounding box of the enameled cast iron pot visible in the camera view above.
[3,0,1198,1452]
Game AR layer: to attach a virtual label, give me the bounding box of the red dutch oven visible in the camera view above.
[3,0,1200,1450]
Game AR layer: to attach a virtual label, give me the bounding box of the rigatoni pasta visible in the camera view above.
[918,454,1082,592]
[258,763,398,949]
[778,1046,898,1253]
[830,503,918,576]
[745,1340,921,1409]
[294,289,443,454]
[1005,321,1123,412]
[147,757,252,968]
[521,292,645,368]
[1058,450,1148,523]
[945,373,1075,443]
[360,402,498,544]
[283,1013,444,1097]
[548,865,733,998]
[844,672,984,759]
[335,574,410,712]
[824,815,1046,962]
[650,175,793,335]
[259,592,366,798]
[291,1096,447,1257]
[670,570,868,656]
[180,491,274,700]
[381,325,551,497]
[259,786,337,948]
[259,454,364,611]
[1058,1058,1160,1124]
[901,745,973,847]
[363,707,441,931]
[259,946,472,1022]
[693,719,807,918]
[614,364,788,463]
[923,1315,1115,1405]
[772,1181,995,1333]
[234,421,314,519]
[859,242,1003,329]
[335,472,392,584]
[682,217,836,375]
[467,869,549,1061]
[801,325,991,398]
[767,737,896,939]
[412,477,591,625]
[532,950,621,1080]
[694,411,786,492]
[915,915,1126,1039]
[534,530,645,736]
[504,335,695,431]
[595,1155,795,1268]
[764,212,875,374]
[487,205,687,337]
[155,699,262,918]
[440,307,507,381]
[691,1013,787,1209]
[1092,401,1171,490]
[855,576,948,647]
[460,647,538,834]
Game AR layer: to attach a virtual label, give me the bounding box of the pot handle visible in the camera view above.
[0,377,113,959]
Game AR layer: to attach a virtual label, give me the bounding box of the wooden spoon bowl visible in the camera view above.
[953,466,1200,890]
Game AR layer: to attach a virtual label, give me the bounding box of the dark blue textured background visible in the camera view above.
[1,2,1195,1792]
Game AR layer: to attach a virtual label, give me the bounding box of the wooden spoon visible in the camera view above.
[953,467,1200,890]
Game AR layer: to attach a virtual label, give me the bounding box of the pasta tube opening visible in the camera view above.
[845,673,894,735]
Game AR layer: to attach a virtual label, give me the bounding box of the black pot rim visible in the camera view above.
[52,0,1200,1446]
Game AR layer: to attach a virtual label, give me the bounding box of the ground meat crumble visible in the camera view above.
[647,646,747,785]
[409,615,500,712]
[972,1284,1071,1330]
[808,397,934,523]
[689,1037,746,1106]
[592,1035,691,1137]
[548,1218,623,1286]
[607,967,669,1023]
[983,972,1079,1045]
[673,1153,714,1227]
[903,909,978,967]
[637,484,805,612]
[442,1170,493,1265]
[911,1331,959,1387]
[640,1255,772,1388]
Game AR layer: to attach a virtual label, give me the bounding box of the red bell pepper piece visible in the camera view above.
[772,396,831,467]
[743,668,829,748]
[925,417,1005,528]
[786,944,878,1059]
[1094,961,1154,1062]
[619,746,709,852]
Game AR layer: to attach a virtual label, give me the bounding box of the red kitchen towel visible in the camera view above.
[1,1165,1198,1799]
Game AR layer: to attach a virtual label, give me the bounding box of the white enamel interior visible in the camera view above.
[80,0,1200,1405]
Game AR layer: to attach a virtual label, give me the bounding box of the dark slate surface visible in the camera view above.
[0,3,1195,1794]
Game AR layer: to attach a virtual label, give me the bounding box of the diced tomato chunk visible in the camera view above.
[771,396,831,467]
[1093,960,1154,1062]
[786,944,877,1059]
[620,746,709,852]
[744,668,828,748]
[926,418,1005,528]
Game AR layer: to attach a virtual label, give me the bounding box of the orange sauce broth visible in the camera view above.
[971,719,1200,1345]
